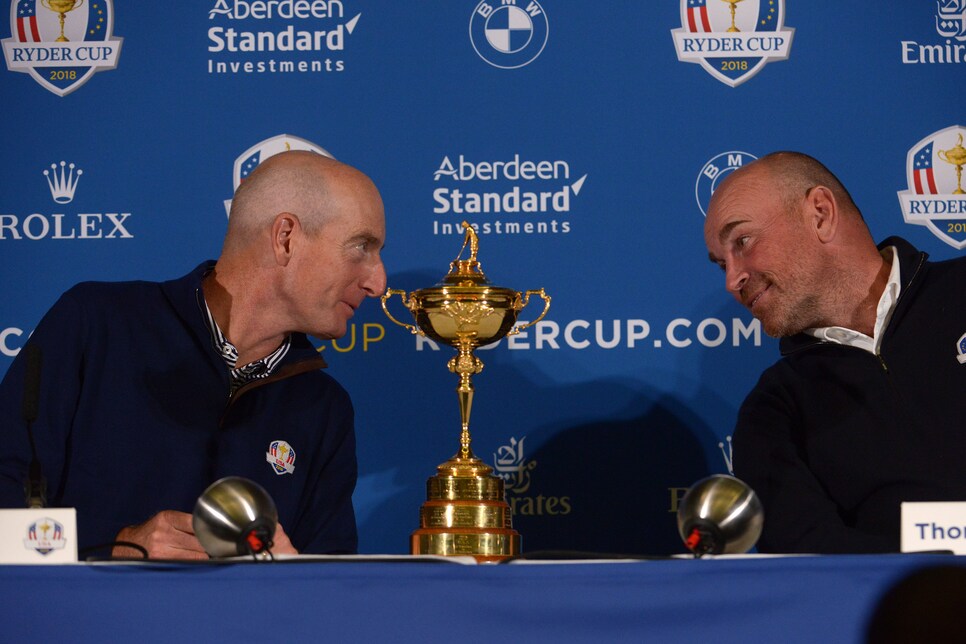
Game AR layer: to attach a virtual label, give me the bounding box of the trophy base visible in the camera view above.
[411,454,521,562]
[411,527,520,563]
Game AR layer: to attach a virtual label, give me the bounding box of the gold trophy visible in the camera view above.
[721,0,745,32]
[939,133,966,195]
[41,0,84,43]
[382,222,550,561]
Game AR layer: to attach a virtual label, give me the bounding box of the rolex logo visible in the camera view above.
[43,161,83,204]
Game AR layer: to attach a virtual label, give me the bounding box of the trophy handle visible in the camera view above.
[938,149,949,163]
[381,289,423,335]
[507,289,551,336]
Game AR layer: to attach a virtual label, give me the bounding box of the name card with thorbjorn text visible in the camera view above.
[901,502,966,554]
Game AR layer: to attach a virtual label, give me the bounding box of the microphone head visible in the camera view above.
[676,474,763,557]
[192,477,278,558]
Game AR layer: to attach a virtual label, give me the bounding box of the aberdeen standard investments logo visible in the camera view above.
[431,153,585,236]
[897,125,966,249]
[207,0,360,75]
[2,0,122,96]
[470,0,548,69]
[671,0,793,87]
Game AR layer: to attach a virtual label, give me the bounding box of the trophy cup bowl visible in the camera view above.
[44,0,79,11]
[382,221,550,561]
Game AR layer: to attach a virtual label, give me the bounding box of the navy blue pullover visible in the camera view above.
[734,237,966,553]
[0,262,358,555]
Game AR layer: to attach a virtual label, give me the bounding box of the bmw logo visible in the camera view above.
[470,1,549,69]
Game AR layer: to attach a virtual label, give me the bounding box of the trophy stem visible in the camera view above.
[449,340,483,460]
[57,13,68,42]
[728,4,738,32]
[956,165,964,195]
[458,372,473,459]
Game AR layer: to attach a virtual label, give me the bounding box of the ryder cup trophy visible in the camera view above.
[382,222,550,561]
[938,133,966,195]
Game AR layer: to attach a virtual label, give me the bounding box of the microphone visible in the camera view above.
[22,344,46,509]
[676,474,763,557]
[192,477,278,558]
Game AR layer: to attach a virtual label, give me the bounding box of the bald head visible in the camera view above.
[713,151,862,223]
[224,150,381,254]
[704,151,886,337]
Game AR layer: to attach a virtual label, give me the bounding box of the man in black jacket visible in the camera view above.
[704,151,966,553]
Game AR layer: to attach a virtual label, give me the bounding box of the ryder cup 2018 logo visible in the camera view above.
[2,0,122,96]
[695,151,757,216]
[23,518,67,555]
[897,125,966,249]
[470,0,548,69]
[671,0,794,87]
[224,134,333,217]
[266,440,296,475]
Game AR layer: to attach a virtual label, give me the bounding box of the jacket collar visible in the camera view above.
[160,261,327,370]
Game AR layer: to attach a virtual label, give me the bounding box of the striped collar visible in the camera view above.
[198,291,291,394]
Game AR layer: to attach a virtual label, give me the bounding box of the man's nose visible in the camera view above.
[726,262,748,295]
[363,258,387,296]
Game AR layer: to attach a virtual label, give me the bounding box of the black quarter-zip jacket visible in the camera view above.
[734,236,966,553]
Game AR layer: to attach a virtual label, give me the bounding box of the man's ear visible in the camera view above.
[806,185,838,244]
[271,212,301,266]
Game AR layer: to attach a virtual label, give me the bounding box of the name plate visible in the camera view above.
[901,502,966,554]
[0,508,78,564]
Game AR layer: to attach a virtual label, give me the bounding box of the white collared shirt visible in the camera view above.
[805,247,901,355]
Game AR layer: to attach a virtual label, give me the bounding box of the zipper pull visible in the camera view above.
[876,353,889,372]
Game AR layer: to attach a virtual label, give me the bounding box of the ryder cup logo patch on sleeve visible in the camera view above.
[2,0,122,96]
[670,0,794,87]
[897,125,966,249]
[957,331,966,364]
[223,134,333,216]
[470,0,548,69]
[23,518,67,555]
[266,440,296,475]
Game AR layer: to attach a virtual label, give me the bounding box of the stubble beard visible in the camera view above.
[760,291,824,338]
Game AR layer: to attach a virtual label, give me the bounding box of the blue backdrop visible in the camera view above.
[1,0,964,554]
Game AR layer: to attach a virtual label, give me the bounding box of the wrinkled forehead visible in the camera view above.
[706,166,773,224]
